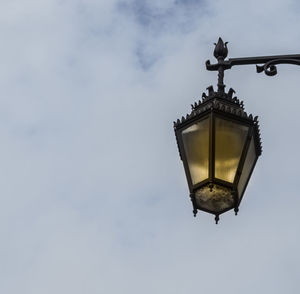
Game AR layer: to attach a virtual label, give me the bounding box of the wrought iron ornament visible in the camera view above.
[206,37,300,86]
[174,38,300,223]
[174,85,262,224]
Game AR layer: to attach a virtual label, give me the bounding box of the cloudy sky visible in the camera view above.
[1,0,300,293]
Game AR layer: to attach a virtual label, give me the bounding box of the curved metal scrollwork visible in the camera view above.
[256,59,300,76]
[206,38,300,89]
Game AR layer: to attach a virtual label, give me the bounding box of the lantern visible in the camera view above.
[174,87,262,223]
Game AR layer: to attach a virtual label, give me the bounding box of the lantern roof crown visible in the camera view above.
[173,86,262,157]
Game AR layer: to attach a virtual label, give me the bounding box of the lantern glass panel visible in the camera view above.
[238,136,257,198]
[182,118,210,185]
[215,118,248,183]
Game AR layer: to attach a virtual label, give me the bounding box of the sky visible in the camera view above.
[1,0,300,293]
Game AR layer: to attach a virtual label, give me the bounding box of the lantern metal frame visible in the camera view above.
[174,86,262,223]
[174,38,300,223]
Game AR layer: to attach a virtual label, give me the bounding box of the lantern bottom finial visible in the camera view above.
[215,215,219,224]
[234,207,239,215]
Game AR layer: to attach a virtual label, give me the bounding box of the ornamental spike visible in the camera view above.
[234,207,239,216]
[227,88,235,98]
[214,37,228,60]
[207,85,214,96]
[215,214,220,224]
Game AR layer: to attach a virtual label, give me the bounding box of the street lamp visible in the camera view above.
[174,38,300,223]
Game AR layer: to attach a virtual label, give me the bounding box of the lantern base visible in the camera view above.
[194,184,234,214]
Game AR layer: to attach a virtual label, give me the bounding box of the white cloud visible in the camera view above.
[0,0,300,293]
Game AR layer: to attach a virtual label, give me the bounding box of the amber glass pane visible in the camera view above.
[182,119,209,185]
[215,118,248,183]
[238,136,257,198]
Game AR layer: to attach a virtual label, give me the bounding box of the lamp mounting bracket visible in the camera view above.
[206,37,300,93]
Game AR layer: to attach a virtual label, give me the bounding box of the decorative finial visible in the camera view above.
[234,207,239,216]
[214,37,228,60]
[215,214,220,224]
[193,209,197,217]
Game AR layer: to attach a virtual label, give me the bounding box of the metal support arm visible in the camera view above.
[206,38,300,93]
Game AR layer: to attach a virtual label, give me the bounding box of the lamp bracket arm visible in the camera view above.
[206,38,300,93]
[229,55,300,76]
[206,54,300,76]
